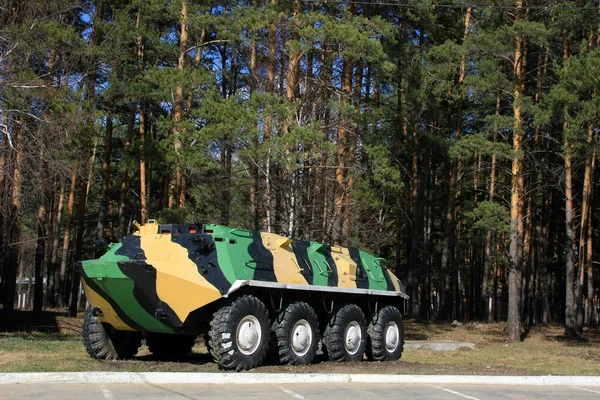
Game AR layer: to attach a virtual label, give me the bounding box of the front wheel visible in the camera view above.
[367,305,404,361]
[323,303,367,362]
[82,307,142,360]
[208,295,270,371]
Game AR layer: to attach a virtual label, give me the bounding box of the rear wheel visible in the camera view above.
[323,303,367,362]
[145,333,197,360]
[82,307,142,360]
[271,302,319,365]
[367,305,404,361]
[208,295,270,371]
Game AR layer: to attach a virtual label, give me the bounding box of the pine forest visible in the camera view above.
[1,0,599,340]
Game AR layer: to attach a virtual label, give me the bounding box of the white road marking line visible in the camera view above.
[99,385,116,400]
[572,386,600,395]
[432,385,482,400]
[278,385,307,400]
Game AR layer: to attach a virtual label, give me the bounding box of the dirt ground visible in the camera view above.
[1,312,599,375]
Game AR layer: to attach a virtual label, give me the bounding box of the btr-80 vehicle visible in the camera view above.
[80,221,408,371]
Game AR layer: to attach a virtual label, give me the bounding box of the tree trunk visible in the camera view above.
[69,140,98,317]
[285,1,301,105]
[342,60,363,243]
[0,107,7,206]
[249,30,259,231]
[420,149,434,319]
[564,137,576,337]
[578,122,595,328]
[33,154,47,313]
[408,115,421,317]
[539,190,552,325]
[96,112,113,240]
[117,103,136,238]
[262,0,277,232]
[562,31,577,338]
[482,90,501,321]
[46,180,64,308]
[586,190,595,327]
[332,4,356,245]
[139,108,148,224]
[522,178,535,324]
[69,180,88,317]
[170,0,188,209]
[2,129,22,317]
[333,58,353,245]
[220,140,232,226]
[117,8,143,235]
[58,164,78,307]
[0,118,7,295]
[508,0,525,342]
[394,71,407,280]
[439,8,471,320]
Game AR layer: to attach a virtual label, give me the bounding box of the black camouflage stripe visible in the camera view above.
[117,260,183,329]
[321,245,339,287]
[247,231,276,282]
[291,240,314,285]
[348,247,369,289]
[174,233,233,295]
[80,266,147,332]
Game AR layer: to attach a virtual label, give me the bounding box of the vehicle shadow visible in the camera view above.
[0,310,70,333]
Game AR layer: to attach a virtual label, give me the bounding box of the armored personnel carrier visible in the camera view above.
[80,221,408,370]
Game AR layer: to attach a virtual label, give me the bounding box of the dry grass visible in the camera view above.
[1,316,599,375]
[402,321,600,375]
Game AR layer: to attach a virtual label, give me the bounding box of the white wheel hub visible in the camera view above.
[385,321,399,353]
[344,321,362,355]
[291,319,312,357]
[236,315,261,355]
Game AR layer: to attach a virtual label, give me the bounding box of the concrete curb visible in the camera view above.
[1,372,599,386]
[405,340,476,351]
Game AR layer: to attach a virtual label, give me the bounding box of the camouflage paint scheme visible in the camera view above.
[80,221,408,333]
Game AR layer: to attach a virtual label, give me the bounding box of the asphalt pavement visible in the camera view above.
[2,382,600,400]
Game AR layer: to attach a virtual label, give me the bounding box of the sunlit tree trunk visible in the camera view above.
[249,30,259,231]
[508,0,525,342]
[333,56,353,245]
[169,0,188,209]
[586,190,595,327]
[58,164,77,307]
[139,108,148,224]
[562,30,577,338]
[262,0,277,232]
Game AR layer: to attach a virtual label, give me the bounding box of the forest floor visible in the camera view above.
[0,311,599,375]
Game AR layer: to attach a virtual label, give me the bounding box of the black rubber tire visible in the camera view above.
[82,307,142,360]
[366,305,404,361]
[271,302,319,365]
[323,303,367,362]
[144,333,197,360]
[208,295,270,371]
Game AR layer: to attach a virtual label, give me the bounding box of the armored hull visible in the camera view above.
[81,221,409,370]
